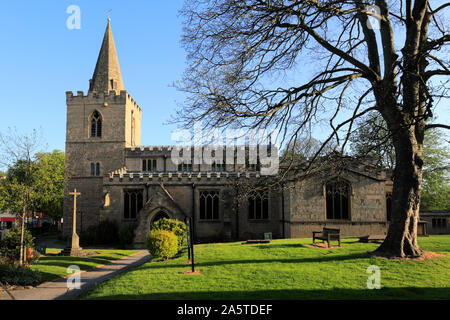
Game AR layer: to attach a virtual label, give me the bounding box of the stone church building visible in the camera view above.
[63,20,390,247]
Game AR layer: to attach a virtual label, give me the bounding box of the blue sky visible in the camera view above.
[0,1,448,154]
[0,1,186,151]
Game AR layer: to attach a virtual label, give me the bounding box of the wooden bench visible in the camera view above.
[359,235,386,243]
[312,228,341,247]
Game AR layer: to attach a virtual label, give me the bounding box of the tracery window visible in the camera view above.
[124,189,143,220]
[90,111,102,138]
[326,180,350,220]
[386,192,392,221]
[248,191,269,220]
[199,190,219,220]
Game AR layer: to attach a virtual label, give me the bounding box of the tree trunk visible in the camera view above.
[19,206,26,266]
[375,126,424,258]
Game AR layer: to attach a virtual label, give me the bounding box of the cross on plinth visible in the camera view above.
[61,189,84,256]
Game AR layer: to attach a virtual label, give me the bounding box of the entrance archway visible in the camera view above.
[151,210,170,225]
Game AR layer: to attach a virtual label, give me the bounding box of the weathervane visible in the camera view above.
[107,9,112,20]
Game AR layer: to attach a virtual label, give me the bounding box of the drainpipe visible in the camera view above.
[235,197,239,240]
[192,183,196,242]
[281,186,285,238]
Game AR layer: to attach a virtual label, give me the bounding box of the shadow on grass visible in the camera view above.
[140,252,370,271]
[83,287,450,300]
[38,256,119,266]
[252,243,308,249]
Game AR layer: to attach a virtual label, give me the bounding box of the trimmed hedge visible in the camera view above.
[146,230,178,260]
[151,218,186,251]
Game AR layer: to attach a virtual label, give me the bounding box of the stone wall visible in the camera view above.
[287,170,388,238]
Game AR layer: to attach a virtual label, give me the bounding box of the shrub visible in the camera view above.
[151,218,187,251]
[118,224,136,249]
[0,225,35,263]
[80,219,119,246]
[146,230,178,260]
[0,263,42,286]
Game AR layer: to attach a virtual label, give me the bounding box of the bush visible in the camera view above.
[0,225,35,263]
[146,230,178,260]
[118,224,136,249]
[151,218,187,251]
[0,263,42,286]
[80,219,119,246]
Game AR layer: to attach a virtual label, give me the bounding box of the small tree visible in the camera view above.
[0,128,45,265]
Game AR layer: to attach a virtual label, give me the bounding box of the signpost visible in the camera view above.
[184,216,195,273]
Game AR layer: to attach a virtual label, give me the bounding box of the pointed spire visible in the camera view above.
[89,18,124,93]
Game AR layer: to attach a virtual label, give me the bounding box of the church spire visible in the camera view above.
[89,18,124,93]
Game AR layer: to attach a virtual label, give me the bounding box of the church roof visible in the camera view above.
[89,18,124,93]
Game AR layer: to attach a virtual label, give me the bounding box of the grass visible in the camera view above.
[32,249,138,282]
[80,235,450,300]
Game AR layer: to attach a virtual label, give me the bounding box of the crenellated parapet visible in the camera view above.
[65,90,142,111]
[108,166,127,179]
[104,171,267,184]
[127,145,174,152]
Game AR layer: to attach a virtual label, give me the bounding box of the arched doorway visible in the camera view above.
[151,210,170,225]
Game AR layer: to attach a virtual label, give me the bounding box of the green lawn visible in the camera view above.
[80,235,450,300]
[32,249,138,282]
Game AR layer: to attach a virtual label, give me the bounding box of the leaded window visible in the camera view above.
[124,189,143,220]
[90,162,100,176]
[178,163,192,172]
[326,180,350,220]
[143,159,157,172]
[386,192,392,221]
[212,161,226,172]
[248,191,269,220]
[199,190,219,220]
[90,111,102,138]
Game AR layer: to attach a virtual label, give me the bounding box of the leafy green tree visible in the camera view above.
[421,129,450,210]
[33,150,65,221]
[350,113,450,210]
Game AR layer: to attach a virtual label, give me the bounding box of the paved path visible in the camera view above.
[0,250,151,300]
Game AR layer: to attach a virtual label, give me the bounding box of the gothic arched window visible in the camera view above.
[199,190,219,220]
[326,179,351,220]
[248,191,269,220]
[90,162,100,176]
[90,111,102,138]
[123,189,143,220]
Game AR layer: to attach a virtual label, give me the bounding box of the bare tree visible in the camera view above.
[175,0,450,257]
[0,128,45,265]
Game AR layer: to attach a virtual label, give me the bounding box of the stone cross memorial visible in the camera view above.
[60,189,85,256]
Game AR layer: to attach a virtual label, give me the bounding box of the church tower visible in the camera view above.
[63,19,142,237]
